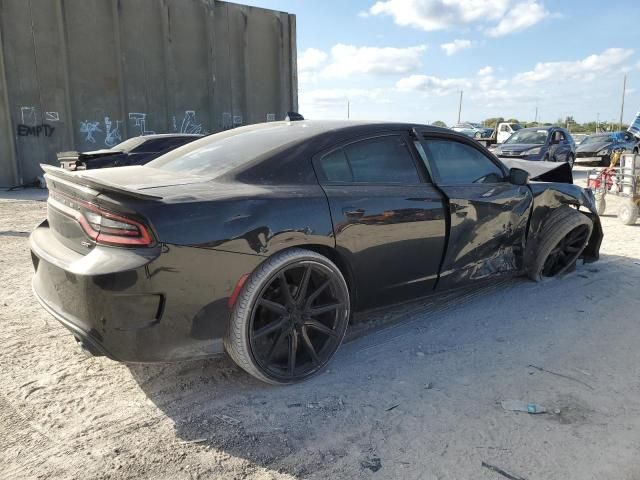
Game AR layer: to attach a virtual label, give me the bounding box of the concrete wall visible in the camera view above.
[0,0,297,187]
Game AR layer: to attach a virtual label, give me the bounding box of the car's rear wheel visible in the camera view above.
[618,200,639,225]
[528,207,593,282]
[225,248,350,384]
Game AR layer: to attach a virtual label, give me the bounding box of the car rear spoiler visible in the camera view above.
[40,164,163,201]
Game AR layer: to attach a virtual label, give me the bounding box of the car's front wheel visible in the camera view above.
[527,206,593,282]
[225,248,350,384]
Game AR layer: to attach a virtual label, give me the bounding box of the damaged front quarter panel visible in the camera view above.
[525,182,603,268]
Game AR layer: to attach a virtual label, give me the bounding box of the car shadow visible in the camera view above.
[127,279,513,475]
[129,255,640,478]
[127,255,633,477]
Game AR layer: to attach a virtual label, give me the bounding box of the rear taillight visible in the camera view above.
[48,190,153,247]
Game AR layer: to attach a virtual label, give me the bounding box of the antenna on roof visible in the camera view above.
[285,112,304,121]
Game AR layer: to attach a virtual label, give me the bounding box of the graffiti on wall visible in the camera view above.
[80,121,102,143]
[104,116,122,147]
[179,110,203,134]
[18,124,55,137]
[17,106,56,138]
[128,113,155,136]
[45,111,60,122]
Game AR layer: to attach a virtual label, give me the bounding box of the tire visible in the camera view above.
[527,206,593,282]
[225,248,350,385]
[618,201,639,225]
[594,195,606,216]
[474,131,482,139]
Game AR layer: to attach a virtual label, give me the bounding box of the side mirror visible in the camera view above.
[509,167,529,186]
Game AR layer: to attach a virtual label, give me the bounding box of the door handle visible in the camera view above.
[343,207,365,217]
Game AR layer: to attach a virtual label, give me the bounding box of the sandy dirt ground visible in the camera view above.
[1,167,640,480]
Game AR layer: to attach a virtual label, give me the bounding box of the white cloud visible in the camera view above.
[396,74,471,95]
[514,48,635,85]
[321,44,427,78]
[440,39,473,56]
[478,66,494,76]
[298,48,328,72]
[367,0,550,36]
[485,1,549,37]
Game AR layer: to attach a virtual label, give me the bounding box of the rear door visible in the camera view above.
[315,132,447,308]
[414,133,532,290]
[550,130,571,162]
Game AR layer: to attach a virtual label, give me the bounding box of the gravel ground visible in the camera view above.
[1,167,640,480]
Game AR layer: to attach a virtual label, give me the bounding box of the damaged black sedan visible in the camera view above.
[30,121,602,384]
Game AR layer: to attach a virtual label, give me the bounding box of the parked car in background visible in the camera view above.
[451,122,493,139]
[57,134,203,170]
[32,120,601,384]
[575,131,639,166]
[476,122,523,147]
[493,127,576,167]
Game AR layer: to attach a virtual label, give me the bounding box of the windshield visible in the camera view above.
[147,123,304,178]
[581,134,616,145]
[504,129,548,145]
[511,124,522,131]
[111,136,146,152]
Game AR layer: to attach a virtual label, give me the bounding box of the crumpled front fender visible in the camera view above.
[526,182,603,265]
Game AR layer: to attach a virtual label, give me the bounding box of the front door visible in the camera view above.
[415,134,532,290]
[315,133,447,308]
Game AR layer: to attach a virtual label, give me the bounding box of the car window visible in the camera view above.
[337,135,420,184]
[132,138,165,153]
[318,149,352,182]
[422,139,504,184]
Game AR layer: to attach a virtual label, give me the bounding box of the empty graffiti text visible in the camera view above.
[18,124,55,137]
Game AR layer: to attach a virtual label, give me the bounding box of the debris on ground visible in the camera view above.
[361,456,382,472]
[501,400,546,414]
[528,364,595,390]
[481,461,527,480]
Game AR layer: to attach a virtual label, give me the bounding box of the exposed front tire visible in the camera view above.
[225,248,350,385]
[618,201,639,225]
[528,207,593,282]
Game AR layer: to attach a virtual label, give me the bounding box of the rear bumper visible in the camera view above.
[30,222,263,363]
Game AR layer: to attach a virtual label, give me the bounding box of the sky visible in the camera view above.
[238,0,640,126]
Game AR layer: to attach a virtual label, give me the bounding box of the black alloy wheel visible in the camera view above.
[248,259,349,382]
[540,224,591,277]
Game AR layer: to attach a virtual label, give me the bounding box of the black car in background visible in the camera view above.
[57,134,203,170]
[31,121,602,384]
[493,126,576,167]
[575,131,639,166]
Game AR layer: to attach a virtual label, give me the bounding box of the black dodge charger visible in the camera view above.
[31,120,602,384]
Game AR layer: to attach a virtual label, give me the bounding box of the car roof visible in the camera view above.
[138,133,203,139]
[205,119,453,149]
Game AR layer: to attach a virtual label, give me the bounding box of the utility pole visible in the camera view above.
[596,112,600,133]
[619,74,627,131]
[457,91,463,124]
[347,100,350,119]
[534,106,538,124]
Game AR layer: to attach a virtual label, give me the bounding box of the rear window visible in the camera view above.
[147,124,305,178]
